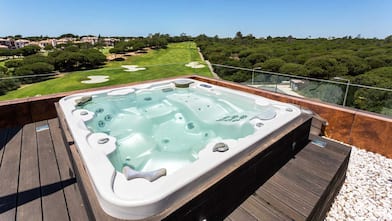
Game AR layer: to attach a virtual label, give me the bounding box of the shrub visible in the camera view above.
[305,56,348,79]
[0,78,20,95]
[14,62,54,83]
[260,58,285,72]
[279,63,308,76]
[5,59,23,68]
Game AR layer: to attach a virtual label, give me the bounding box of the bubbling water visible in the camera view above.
[77,85,276,174]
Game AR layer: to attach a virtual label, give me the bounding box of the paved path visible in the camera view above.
[197,47,220,79]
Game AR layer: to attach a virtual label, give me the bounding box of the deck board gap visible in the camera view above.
[14,126,25,221]
[48,119,72,221]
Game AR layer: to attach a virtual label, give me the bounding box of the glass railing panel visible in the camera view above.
[212,64,392,117]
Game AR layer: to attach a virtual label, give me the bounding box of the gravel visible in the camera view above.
[325,146,392,221]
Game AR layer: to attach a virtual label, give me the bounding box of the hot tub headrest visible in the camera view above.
[122,165,167,182]
[75,96,92,106]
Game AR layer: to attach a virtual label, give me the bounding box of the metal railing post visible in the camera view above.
[251,69,254,85]
[334,77,350,106]
[343,80,350,106]
[252,67,261,85]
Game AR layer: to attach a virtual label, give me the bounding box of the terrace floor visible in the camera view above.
[0,118,350,221]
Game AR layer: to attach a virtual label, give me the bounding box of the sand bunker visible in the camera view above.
[185,61,205,69]
[122,65,146,72]
[81,76,109,84]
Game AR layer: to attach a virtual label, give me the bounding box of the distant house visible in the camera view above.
[103,38,120,46]
[28,41,41,47]
[0,38,14,49]
[56,37,76,46]
[81,36,99,45]
[39,39,56,48]
[14,39,30,48]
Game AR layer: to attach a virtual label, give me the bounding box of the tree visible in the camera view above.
[23,54,53,65]
[353,67,392,88]
[0,66,7,75]
[0,66,20,94]
[365,56,387,69]
[333,54,369,76]
[52,51,82,71]
[260,58,285,72]
[244,53,269,65]
[0,49,20,57]
[234,31,243,39]
[385,35,392,43]
[18,45,41,56]
[353,88,390,113]
[59,33,78,39]
[352,67,392,113]
[81,49,106,68]
[44,44,54,51]
[0,78,20,95]
[364,55,392,69]
[49,48,105,71]
[14,62,54,83]
[279,63,308,76]
[305,56,348,79]
[5,59,23,68]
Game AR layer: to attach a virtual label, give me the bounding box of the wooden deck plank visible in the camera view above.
[301,143,346,168]
[224,206,258,221]
[269,173,320,205]
[36,121,69,221]
[229,137,351,221]
[241,195,292,221]
[274,162,327,197]
[0,128,8,166]
[16,123,42,221]
[48,118,89,221]
[255,181,308,220]
[309,151,350,220]
[290,146,342,182]
[0,127,22,221]
[254,173,320,218]
[315,137,352,157]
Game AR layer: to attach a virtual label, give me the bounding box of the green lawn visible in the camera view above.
[99,47,112,56]
[0,42,212,100]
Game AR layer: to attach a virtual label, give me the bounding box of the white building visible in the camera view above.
[0,38,13,48]
[14,39,30,48]
[38,39,56,48]
[56,37,76,46]
[103,38,120,46]
[81,36,99,45]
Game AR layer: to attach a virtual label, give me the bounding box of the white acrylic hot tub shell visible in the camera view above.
[59,78,302,219]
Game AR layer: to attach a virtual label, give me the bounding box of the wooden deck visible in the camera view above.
[0,119,89,221]
[225,137,350,221]
[0,118,350,221]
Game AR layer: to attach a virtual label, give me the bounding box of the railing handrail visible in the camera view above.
[211,63,392,92]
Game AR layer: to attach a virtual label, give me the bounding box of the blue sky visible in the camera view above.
[1,0,391,38]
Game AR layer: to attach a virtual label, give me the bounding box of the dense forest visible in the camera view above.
[195,33,392,115]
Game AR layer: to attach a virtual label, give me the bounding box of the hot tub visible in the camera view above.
[59,78,302,219]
